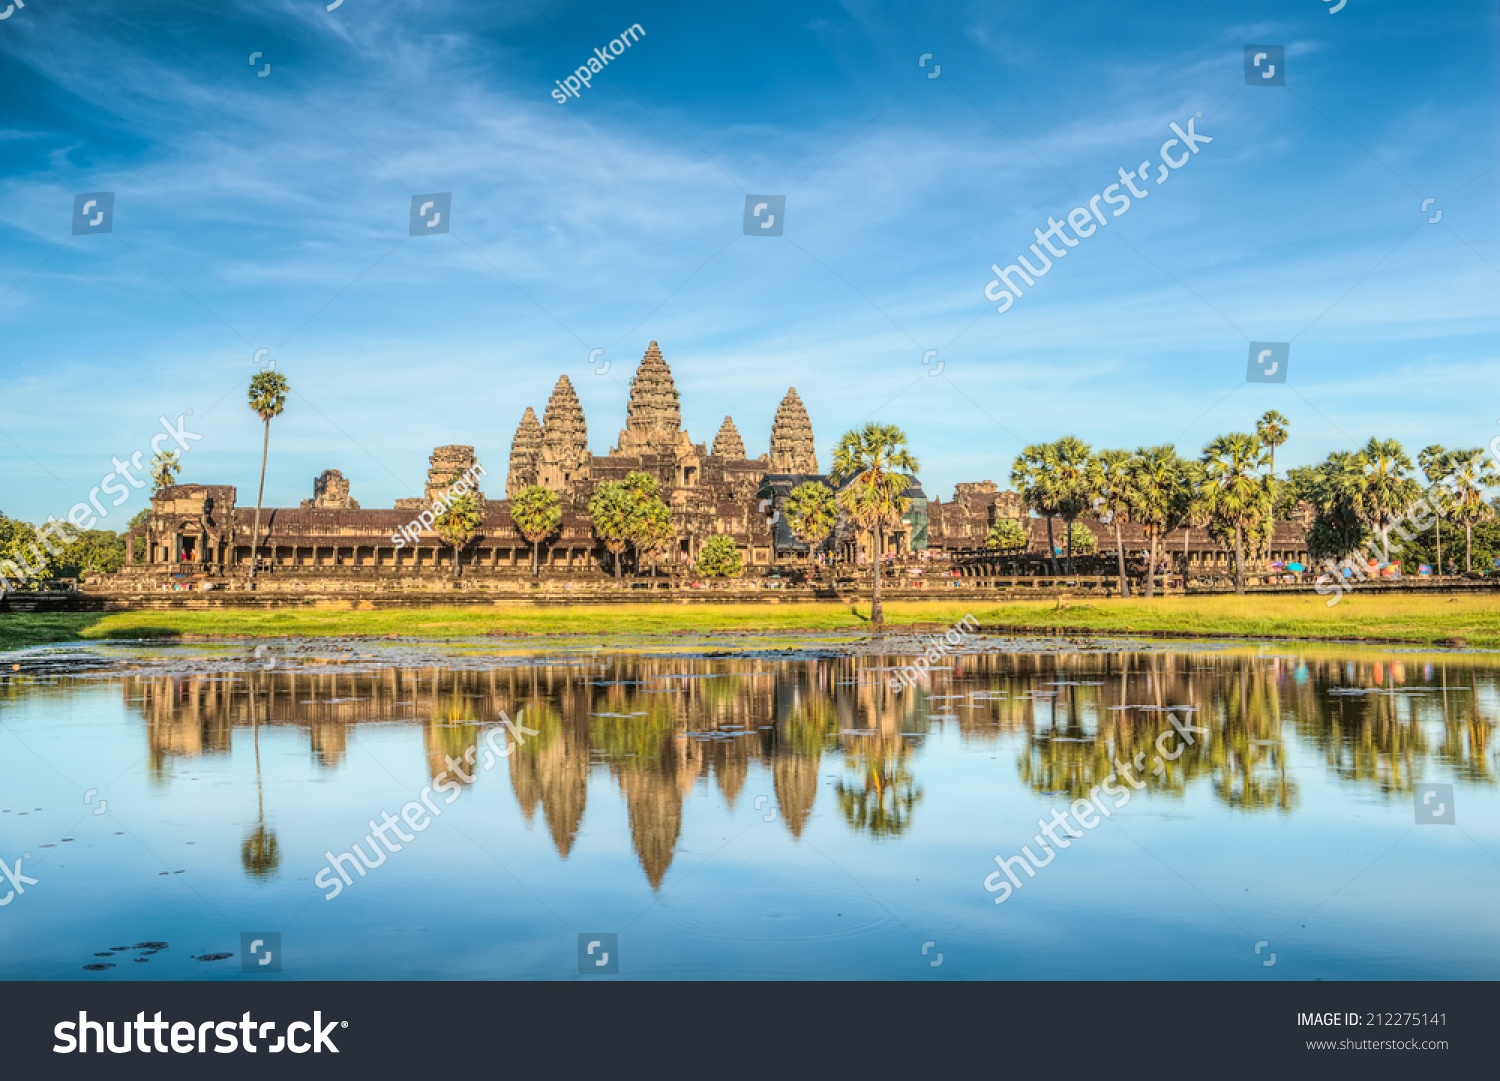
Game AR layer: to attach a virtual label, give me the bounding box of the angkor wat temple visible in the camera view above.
[109,342,1310,588]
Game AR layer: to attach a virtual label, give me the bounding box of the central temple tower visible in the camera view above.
[614,341,689,457]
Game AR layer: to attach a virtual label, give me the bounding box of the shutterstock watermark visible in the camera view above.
[0,852,38,906]
[983,114,1212,315]
[54,1011,344,1054]
[1314,441,1498,606]
[0,412,202,592]
[551,23,646,103]
[982,710,1207,904]
[888,613,979,691]
[315,710,536,900]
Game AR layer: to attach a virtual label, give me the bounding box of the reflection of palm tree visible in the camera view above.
[241,674,280,879]
[836,753,921,837]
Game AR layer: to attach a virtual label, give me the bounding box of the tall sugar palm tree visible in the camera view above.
[830,423,919,628]
[1127,445,1194,598]
[588,480,632,581]
[784,481,837,575]
[1050,436,1093,574]
[1357,437,1420,564]
[1200,432,1272,595]
[1090,448,1135,596]
[246,370,288,581]
[1446,448,1498,573]
[1256,410,1290,476]
[1011,443,1062,573]
[511,485,561,578]
[1419,444,1451,578]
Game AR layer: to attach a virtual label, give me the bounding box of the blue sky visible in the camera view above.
[1,0,1496,522]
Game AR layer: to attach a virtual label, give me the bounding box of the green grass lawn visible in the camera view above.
[0,593,1496,651]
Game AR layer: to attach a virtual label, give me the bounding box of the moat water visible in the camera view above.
[1,632,1496,980]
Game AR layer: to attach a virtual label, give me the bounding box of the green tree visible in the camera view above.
[695,534,742,577]
[510,485,561,578]
[1446,448,1499,572]
[1418,444,1451,578]
[784,481,837,569]
[633,498,674,577]
[1090,448,1135,596]
[246,370,289,580]
[1200,433,1273,595]
[433,484,483,579]
[1287,451,1368,564]
[150,450,180,491]
[1011,443,1062,573]
[1357,437,1421,564]
[1256,410,1290,476]
[55,529,126,579]
[985,518,1029,551]
[830,422,919,627]
[0,515,58,590]
[1067,521,1097,555]
[588,480,633,581]
[620,472,671,575]
[1048,436,1094,573]
[1127,445,1195,598]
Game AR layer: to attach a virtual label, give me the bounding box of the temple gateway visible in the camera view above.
[112,342,1310,589]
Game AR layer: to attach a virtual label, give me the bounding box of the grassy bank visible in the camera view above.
[0,593,1496,650]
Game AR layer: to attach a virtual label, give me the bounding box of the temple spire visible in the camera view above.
[767,388,816,473]
[538,375,590,492]
[506,406,543,497]
[711,416,745,459]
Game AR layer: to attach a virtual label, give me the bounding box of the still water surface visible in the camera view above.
[1,634,1496,980]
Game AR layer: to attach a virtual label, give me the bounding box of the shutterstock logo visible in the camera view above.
[241,931,282,973]
[744,195,785,236]
[409,193,451,236]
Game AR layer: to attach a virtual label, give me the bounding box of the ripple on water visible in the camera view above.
[663,884,888,945]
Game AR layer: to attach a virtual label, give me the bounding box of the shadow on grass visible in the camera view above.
[0,612,115,651]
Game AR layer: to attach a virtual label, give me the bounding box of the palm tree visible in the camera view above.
[1419,444,1450,579]
[1011,443,1062,573]
[1127,445,1194,598]
[588,480,632,581]
[1289,451,1368,567]
[510,485,561,578]
[1446,448,1498,573]
[1200,432,1273,595]
[829,423,919,628]
[150,450,180,491]
[433,485,482,579]
[245,370,289,580]
[1358,437,1420,564]
[783,481,837,575]
[1090,448,1135,596]
[1256,410,1290,476]
[1050,436,1093,573]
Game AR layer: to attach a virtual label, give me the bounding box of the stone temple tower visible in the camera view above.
[614,342,687,457]
[537,375,590,493]
[767,388,817,474]
[507,406,543,497]
[711,416,745,459]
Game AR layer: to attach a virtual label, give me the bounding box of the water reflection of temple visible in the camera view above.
[117,648,1496,886]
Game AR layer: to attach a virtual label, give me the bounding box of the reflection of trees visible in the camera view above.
[835,752,920,837]
[96,645,1498,889]
[240,672,279,879]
